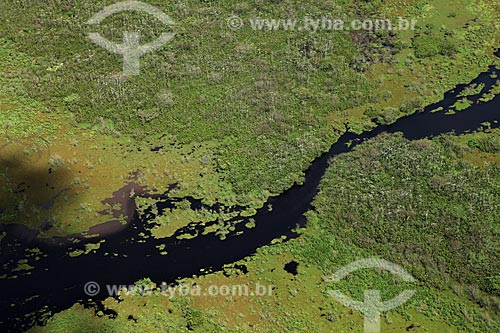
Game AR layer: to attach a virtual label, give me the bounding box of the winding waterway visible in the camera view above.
[1,53,499,332]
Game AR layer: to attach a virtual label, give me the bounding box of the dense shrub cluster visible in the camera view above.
[412,25,458,58]
[312,133,500,297]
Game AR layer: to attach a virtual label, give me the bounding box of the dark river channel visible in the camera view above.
[1,51,499,332]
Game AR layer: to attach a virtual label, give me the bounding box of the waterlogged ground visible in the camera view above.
[1,0,500,332]
[31,130,500,332]
[0,43,232,238]
[0,126,228,238]
[1,0,500,239]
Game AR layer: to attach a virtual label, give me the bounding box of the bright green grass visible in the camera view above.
[1,0,499,201]
[31,130,500,333]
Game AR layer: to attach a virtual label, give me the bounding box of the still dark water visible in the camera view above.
[0,55,499,332]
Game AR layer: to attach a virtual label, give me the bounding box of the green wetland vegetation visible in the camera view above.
[32,131,500,333]
[0,0,499,332]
